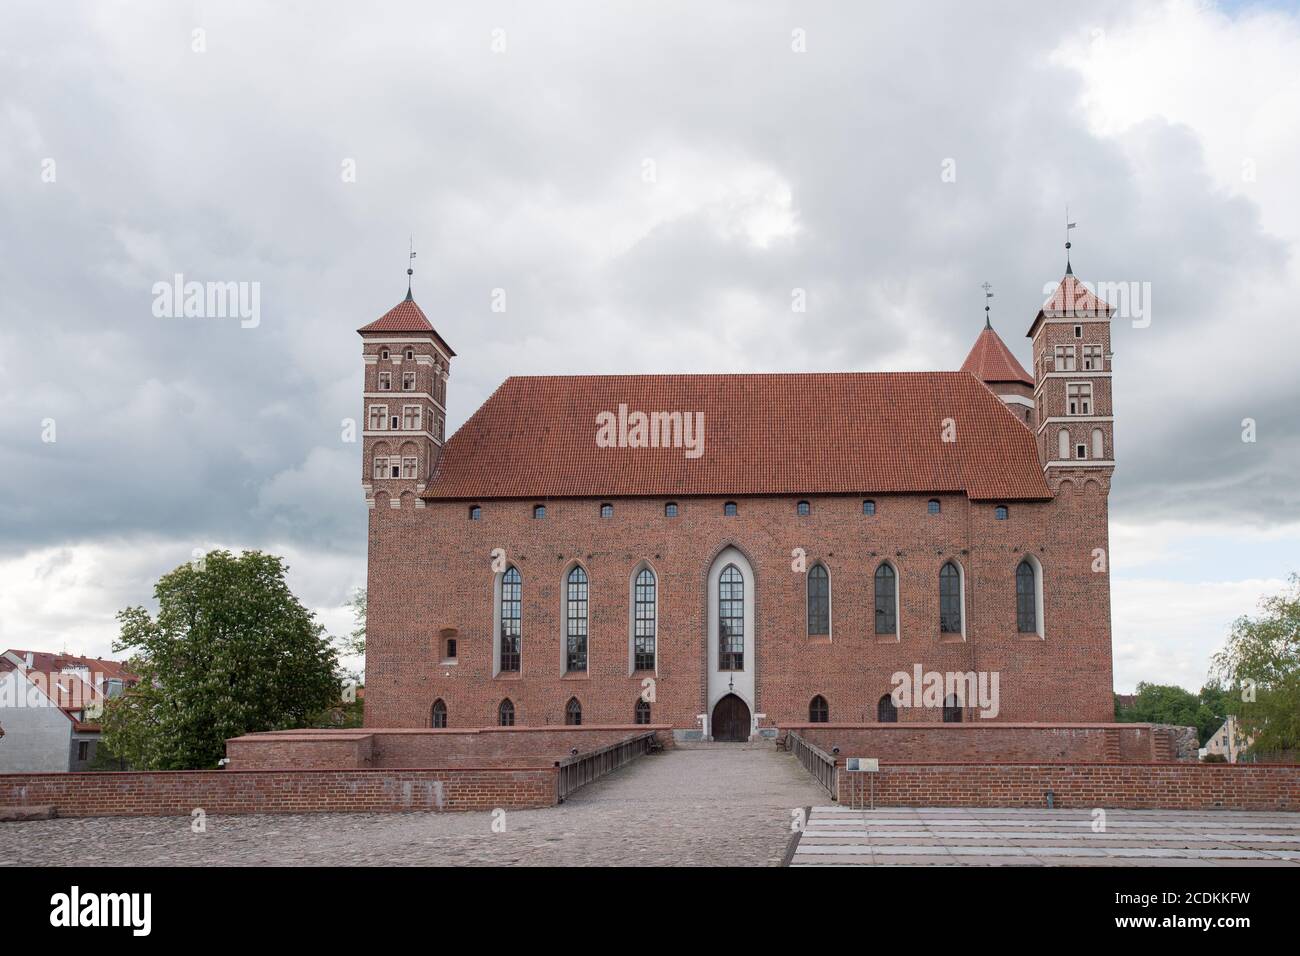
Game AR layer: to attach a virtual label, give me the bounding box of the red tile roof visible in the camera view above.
[421,372,1051,502]
[960,325,1034,386]
[1028,272,1115,336]
[1,650,137,731]
[357,295,457,356]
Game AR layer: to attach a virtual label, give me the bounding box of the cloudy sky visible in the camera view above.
[2,0,1297,692]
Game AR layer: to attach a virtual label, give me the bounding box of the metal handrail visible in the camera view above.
[555,731,657,801]
[786,730,837,798]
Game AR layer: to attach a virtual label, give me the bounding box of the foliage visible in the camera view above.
[100,550,341,769]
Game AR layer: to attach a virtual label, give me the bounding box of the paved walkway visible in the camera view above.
[792,806,1300,866]
[0,744,824,867]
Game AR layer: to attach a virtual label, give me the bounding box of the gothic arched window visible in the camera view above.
[565,566,589,673]
[633,567,656,671]
[874,563,897,636]
[431,698,447,728]
[809,695,829,723]
[500,567,521,672]
[939,562,962,634]
[943,694,963,723]
[634,698,651,725]
[807,564,829,636]
[718,564,745,670]
[877,693,898,723]
[565,697,582,726]
[1017,558,1039,634]
[498,698,515,727]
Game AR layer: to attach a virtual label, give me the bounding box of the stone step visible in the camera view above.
[0,805,57,822]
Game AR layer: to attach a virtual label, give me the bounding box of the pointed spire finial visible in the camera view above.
[1065,207,1077,275]
[981,281,994,329]
[405,237,417,300]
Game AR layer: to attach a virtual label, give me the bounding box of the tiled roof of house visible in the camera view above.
[356,295,457,357]
[421,371,1052,502]
[1,650,137,731]
[960,324,1034,386]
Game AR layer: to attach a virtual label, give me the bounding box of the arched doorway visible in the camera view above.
[712,693,751,742]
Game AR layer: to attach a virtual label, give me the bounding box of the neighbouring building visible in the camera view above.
[360,261,1117,740]
[0,650,136,772]
[1203,715,1252,763]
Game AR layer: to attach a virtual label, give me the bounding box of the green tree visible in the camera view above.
[1212,574,1300,756]
[100,550,341,770]
[344,587,366,656]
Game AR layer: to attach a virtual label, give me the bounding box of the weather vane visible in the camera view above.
[406,238,417,299]
[981,281,994,328]
[1065,207,1077,273]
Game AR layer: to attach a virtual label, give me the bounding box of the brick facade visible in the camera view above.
[360,272,1117,738]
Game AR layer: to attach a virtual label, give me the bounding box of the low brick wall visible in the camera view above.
[225,725,674,770]
[834,762,1300,811]
[0,767,559,817]
[784,722,1188,764]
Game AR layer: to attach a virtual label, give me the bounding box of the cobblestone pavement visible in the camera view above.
[792,806,1300,866]
[0,743,824,867]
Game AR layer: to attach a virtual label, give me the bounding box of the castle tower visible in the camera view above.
[358,289,455,509]
[1026,266,1115,493]
[960,316,1036,425]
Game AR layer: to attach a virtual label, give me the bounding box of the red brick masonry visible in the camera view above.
[836,763,1300,811]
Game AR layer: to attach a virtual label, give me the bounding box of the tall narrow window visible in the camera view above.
[634,568,656,670]
[565,566,588,672]
[431,699,447,728]
[807,564,829,636]
[809,695,829,723]
[1016,559,1038,634]
[1091,427,1105,459]
[1058,428,1070,459]
[498,698,515,727]
[500,567,521,672]
[874,563,897,636]
[565,697,582,726]
[634,698,651,725]
[939,562,962,634]
[877,693,898,723]
[718,564,744,670]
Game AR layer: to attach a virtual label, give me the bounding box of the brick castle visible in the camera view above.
[359,263,1116,740]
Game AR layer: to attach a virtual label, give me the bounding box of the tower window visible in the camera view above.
[1083,344,1104,370]
[724,501,738,517]
[1092,427,1105,459]
[390,461,401,478]
[401,457,417,478]
[634,698,651,725]
[1067,382,1093,415]
[378,371,391,390]
[533,504,546,519]
[431,698,447,728]
[368,405,387,430]
[372,457,389,480]
[809,695,829,723]
[402,372,415,391]
[600,503,613,518]
[797,500,811,516]
[1074,324,1083,338]
[1058,428,1071,459]
[1076,444,1087,459]
[404,348,414,360]
[469,505,482,520]
[565,697,582,726]
[390,415,399,430]
[1053,344,1077,372]
[995,505,1009,520]
[380,349,390,360]
[927,499,940,515]
[664,502,678,517]
[498,698,515,727]
[402,405,421,430]
[863,499,876,516]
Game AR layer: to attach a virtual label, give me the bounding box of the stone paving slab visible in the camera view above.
[791,806,1300,867]
[0,746,825,867]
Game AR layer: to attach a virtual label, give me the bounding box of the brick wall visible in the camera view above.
[225,726,672,770]
[835,762,1300,811]
[0,767,558,818]
[787,722,1187,764]
[364,488,1114,731]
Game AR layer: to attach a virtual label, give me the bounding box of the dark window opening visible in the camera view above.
[939,562,962,634]
[565,566,588,672]
[877,694,898,723]
[807,564,829,636]
[498,698,515,727]
[797,500,810,516]
[943,694,963,723]
[1016,559,1038,634]
[874,563,897,635]
[431,699,447,728]
[809,695,829,723]
[664,502,678,517]
[565,697,582,726]
[533,504,546,519]
[723,501,738,517]
[634,698,651,725]
[500,567,521,672]
[469,505,482,520]
[927,499,940,515]
[995,505,1008,520]
[863,499,876,516]
[718,564,745,670]
[600,503,613,518]
[634,568,656,670]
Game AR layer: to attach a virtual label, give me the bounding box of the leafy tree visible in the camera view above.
[344,587,366,657]
[100,550,341,770]
[1116,682,1229,746]
[1212,574,1300,756]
